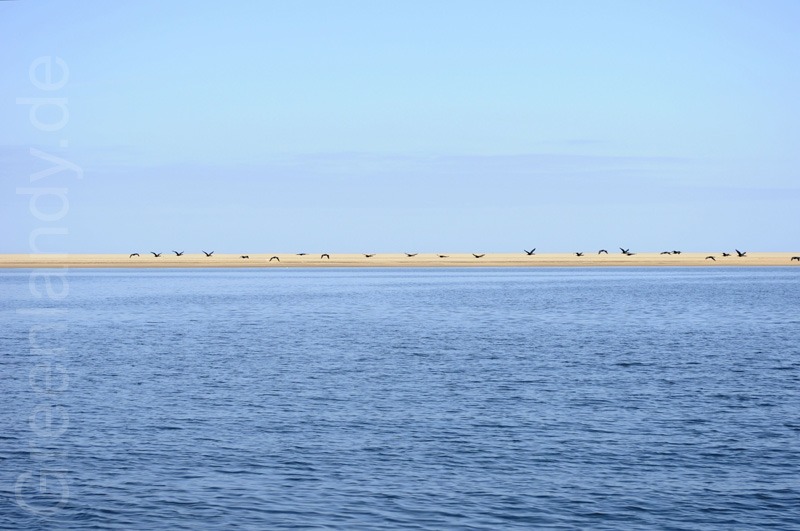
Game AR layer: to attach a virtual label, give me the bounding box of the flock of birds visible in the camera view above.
[128,248,800,261]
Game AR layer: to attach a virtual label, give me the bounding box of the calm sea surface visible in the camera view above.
[1,267,799,529]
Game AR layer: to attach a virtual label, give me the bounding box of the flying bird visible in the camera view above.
[269,256,280,262]
[364,254,375,258]
[405,253,418,257]
[202,250,214,257]
[791,256,800,262]
[172,250,184,256]
[150,252,162,257]
[660,251,672,255]
[672,250,682,255]
[438,254,448,258]
[575,252,584,257]
[722,252,731,257]
[524,249,536,256]
[129,253,139,258]
[473,254,485,258]
[321,254,330,259]
[241,255,249,259]
[598,249,608,254]
[620,248,630,254]
[735,249,747,257]
[297,253,308,256]
[705,256,716,261]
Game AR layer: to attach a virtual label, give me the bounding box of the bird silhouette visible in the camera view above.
[735,249,747,257]
[173,251,184,256]
[150,252,162,257]
[598,249,608,254]
[620,247,630,254]
[791,256,800,262]
[321,254,330,259]
[438,254,449,258]
[660,251,672,255]
[575,252,584,257]
[705,256,716,261]
[202,250,214,257]
[241,255,249,259]
[672,250,682,255]
[364,254,375,258]
[722,252,731,257]
[473,253,485,258]
[269,256,280,262]
[129,253,139,258]
[405,253,418,257]
[297,253,308,256]
[524,249,536,255]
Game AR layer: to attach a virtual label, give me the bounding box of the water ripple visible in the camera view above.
[1,268,799,529]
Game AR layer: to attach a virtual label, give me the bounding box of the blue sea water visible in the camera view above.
[1,267,799,529]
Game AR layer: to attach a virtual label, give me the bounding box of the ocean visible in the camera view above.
[1,267,799,529]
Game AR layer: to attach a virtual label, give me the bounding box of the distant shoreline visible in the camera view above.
[1,253,797,268]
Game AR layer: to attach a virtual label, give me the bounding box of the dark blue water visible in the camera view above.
[1,268,799,529]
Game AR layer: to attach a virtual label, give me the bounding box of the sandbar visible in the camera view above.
[0,253,797,268]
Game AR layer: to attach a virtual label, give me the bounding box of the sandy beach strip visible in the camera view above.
[0,253,798,268]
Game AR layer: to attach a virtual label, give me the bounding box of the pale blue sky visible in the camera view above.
[3,1,799,253]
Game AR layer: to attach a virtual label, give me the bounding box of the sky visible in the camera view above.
[2,0,799,253]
